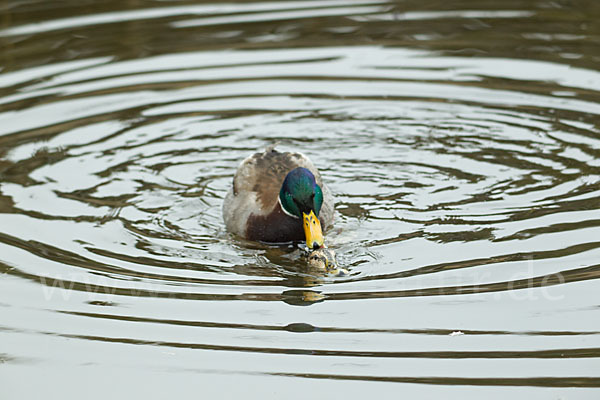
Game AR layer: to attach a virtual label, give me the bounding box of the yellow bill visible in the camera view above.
[303,210,324,249]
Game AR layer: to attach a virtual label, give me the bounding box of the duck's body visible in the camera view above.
[223,146,334,246]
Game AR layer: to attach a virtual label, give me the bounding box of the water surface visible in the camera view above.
[1,0,599,398]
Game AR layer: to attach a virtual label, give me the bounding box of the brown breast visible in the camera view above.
[245,202,304,243]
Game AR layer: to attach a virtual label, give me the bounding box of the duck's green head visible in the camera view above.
[279,167,324,249]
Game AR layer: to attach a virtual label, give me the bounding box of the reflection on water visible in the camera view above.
[1,0,599,398]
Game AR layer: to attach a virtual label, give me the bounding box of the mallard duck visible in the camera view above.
[223,146,334,248]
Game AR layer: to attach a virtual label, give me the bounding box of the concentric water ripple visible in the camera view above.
[1,1,599,398]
